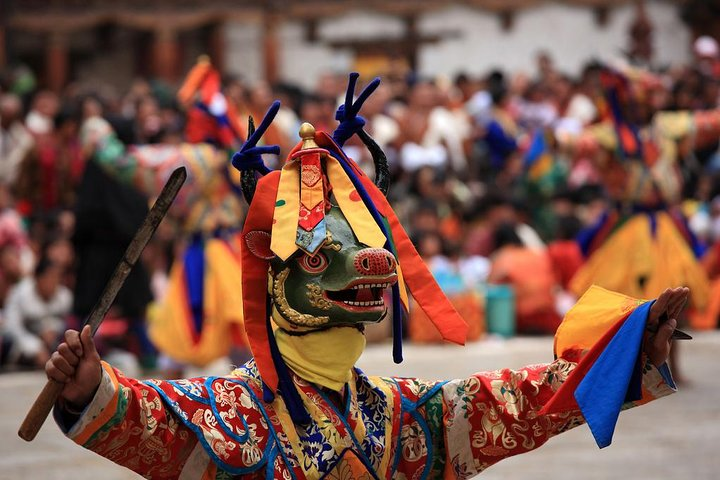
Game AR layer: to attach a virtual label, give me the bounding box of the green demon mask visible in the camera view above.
[246,206,398,333]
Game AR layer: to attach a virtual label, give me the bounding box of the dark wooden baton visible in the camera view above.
[18,166,187,442]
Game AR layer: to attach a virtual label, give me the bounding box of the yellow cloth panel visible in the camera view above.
[570,212,708,309]
[653,111,693,141]
[270,161,301,260]
[326,157,386,248]
[274,326,366,392]
[148,238,246,366]
[554,285,643,359]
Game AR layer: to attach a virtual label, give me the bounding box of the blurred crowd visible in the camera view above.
[3,36,720,373]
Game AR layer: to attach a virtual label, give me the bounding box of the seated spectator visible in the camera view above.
[0,240,23,368]
[691,226,720,330]
[2,257,72,368]
[42,233,75,288]
[0,93,34,186]
[0,243,23,308]
[0,201,31,306]
[547,215,584,290]
[396,80,467,173]
[410,232,485,342]
[15,104,84,216]
[488,223,561,335]
[463,192,545,257]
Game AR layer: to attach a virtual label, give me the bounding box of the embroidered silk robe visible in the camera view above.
[56,352,674,479]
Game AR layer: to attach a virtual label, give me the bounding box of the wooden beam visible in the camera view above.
[0,27,6,69]
[6,0,660,30]
[0,0,7,69]
[206,22,226,73]
[9,12,112,33]
[305,19,319,43]
[593,6,609,27]
[114,11,221,31]
[152,27,180,82]
[5,0,270,31]
[45,31,69,93]
[5,0,677,42]
[262,13,280,84]
[499,10,516,31]
[403,15,419,71]
[328,35,446,51]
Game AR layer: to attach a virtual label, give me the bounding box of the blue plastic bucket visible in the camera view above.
[485,284,516,338]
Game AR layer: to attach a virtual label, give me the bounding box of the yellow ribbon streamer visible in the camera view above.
[271,160,301,260]
[326,157,386,248]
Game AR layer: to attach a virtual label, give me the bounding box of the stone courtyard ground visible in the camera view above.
[2,331,719,479]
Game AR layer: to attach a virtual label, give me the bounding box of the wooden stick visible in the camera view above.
[18,166,187,442]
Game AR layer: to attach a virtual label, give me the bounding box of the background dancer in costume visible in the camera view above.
[43,75,686,479]
[78,59,253,370]
[567,66,719,305]
[562,65,720,379]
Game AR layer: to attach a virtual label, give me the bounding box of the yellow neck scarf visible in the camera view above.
[274,325,366,392]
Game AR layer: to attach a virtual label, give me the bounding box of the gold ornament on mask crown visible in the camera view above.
[299,122,318,150]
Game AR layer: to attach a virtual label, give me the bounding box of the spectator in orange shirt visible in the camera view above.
[488,223,561,335]
[547,215,584,290]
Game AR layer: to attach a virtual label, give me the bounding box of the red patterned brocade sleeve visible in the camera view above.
[56,362,199,479]
[438,355,675,478]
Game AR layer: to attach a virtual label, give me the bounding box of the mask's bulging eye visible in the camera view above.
[298,251,329,273]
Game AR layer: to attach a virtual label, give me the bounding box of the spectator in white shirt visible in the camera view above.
[2,257,72,368]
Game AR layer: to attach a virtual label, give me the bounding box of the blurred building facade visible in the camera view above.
[1,0,713,91]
